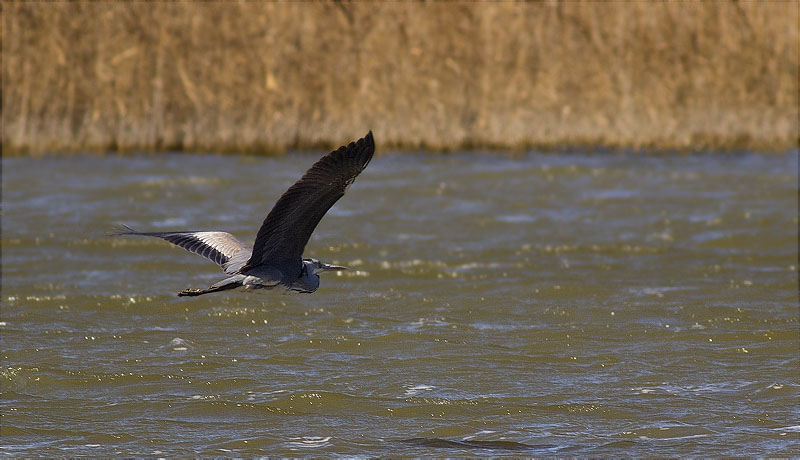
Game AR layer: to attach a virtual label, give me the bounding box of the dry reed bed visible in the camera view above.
[3,2,798,154]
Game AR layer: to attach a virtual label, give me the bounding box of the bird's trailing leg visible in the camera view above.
[178,275,244,297]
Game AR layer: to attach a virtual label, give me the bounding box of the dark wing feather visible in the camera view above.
[113,225,249,273]
[242,131,375,272]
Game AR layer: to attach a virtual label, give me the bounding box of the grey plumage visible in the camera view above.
[114,131,375,296]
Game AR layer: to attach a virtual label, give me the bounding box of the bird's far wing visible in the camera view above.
[242,131,375,272]
[113,225,250,274]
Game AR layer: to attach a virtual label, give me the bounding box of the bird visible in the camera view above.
[114,131,375,297]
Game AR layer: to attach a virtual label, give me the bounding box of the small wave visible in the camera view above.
[615,424,716,440]
[406,318,449,331]
[776,425,800,432]
[496,214,538,223]
[151,217,189,228]
[396,437,557,452]
[158,337,194,352]
[628,286,689,296]
[285,436,332,449]
[632,381,755,396]
[141,176,222,187]
[404,384,435,397]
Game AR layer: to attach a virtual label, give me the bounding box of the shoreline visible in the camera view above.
[4,2,798,155]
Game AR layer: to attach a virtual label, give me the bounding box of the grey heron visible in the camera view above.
[115,131,375,296]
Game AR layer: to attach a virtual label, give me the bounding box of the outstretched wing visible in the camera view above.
[112,225,250,274]
[242,131,375,273]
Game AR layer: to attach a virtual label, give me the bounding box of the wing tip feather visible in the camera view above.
[354,130,375,167]
[108,223,137,237]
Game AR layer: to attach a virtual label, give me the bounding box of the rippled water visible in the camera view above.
[2,151,798,456]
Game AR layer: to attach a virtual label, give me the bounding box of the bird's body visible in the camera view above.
[115,132,375,296]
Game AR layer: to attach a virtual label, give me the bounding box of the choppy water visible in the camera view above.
[2,151,798,456]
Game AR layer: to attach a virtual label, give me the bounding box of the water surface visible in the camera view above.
[2,151,798,456]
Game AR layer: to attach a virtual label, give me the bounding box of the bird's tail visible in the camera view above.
[178,275,244,297]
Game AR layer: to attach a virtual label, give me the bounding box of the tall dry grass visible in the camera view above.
[3,2,798,154]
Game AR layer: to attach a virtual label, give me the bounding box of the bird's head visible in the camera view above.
[305,258,349,275]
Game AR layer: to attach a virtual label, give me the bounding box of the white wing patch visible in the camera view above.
[193,232,244,259]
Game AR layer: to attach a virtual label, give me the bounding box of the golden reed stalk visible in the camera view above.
[3,2,798,155]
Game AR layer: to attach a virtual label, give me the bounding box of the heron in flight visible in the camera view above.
[115,131,375,297]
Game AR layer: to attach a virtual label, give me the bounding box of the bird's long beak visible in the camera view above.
[320,262,349,272]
